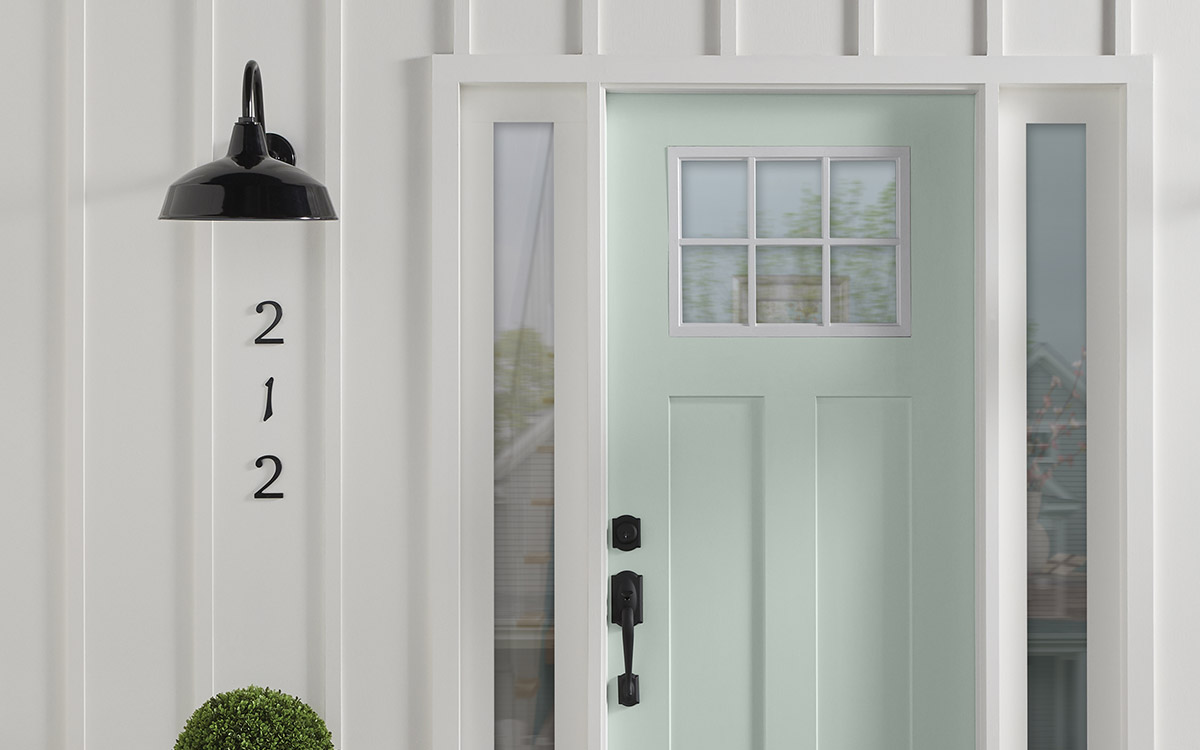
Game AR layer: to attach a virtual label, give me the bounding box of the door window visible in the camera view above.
[669,146,910,336]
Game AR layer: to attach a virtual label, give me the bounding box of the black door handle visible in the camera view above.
[611,570,643,706]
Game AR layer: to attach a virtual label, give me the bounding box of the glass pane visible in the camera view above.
[830,246,897,323]
[681,160,748,238]
[1026,123,1087,750]
[830,160,897,239]
[756,160,822,238]
[682,246,748,324]
[494,123,555,750]
[756,246,823,323]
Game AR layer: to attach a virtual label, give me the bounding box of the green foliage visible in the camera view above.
[175,685,334,750]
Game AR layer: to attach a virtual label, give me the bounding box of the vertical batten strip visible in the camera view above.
[1123,65,1155,750]
[321,0,345,744]
[63,0,88,746]
[987,0,1003,55]
[430,61,462,750]
[720,0,737,55]
[585,80,607,750]
[977,81,1000,750]
[189,0,216,711]
[857,0,875,56]
[454,0,470,54]
[582,0,599,55]
[1113,0,1131,55]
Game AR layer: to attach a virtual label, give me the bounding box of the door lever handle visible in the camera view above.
[611,570,643,706]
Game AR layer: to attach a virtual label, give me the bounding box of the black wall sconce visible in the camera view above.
[160,60,337,221]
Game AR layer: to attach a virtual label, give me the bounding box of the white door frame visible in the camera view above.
[430,54,1154,750]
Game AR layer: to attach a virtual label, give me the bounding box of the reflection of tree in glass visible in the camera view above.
[494,327,554,454]
[757,186,822,238]
[832,246,897,323]
[682,248,745,323]
[682,177,898,324]
[832,179,897,239]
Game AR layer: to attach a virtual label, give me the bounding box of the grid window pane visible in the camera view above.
[682,246,748,323]
[756,246,823,323]
[756,160,822,239]
[830,246,897,323]
[681,160,748,238]
[830,160,898,239]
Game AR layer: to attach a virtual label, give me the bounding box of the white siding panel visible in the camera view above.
[737,0,849,57]
[602,0,717,56]
[876,0,978,56]
[84,0,200,747]
[1004,0,1104,55]
[473,0,581,54]
[341,0,437,746]
[1136,1,1200,747]
[211,0,330,707]
[0,2,65,748]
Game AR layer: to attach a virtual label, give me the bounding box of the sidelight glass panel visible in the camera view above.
[681,246,749,324]
[830,246,898,324]
[756,246,823,323]
[756,160,822,238]
[1026,124,1087,750]
[494,123,555,750]
[830,160,897,239]
[681,160,748,238]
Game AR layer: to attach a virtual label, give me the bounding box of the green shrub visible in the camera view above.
[175,685,334,750]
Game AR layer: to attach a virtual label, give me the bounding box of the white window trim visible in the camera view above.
[430,54,1155,750]
[668,145,911,337]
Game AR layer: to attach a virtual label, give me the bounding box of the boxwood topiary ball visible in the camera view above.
[175,685,334,750]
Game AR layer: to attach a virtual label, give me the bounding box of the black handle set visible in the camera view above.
[611,514,644,707]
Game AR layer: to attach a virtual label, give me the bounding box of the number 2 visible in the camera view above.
[254,455,284,499]
[255,300,284,344]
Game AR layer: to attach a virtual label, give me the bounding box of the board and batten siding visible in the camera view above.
[2,0,1193,749]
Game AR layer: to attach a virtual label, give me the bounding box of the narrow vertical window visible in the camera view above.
[494,123,555,750]
[1026,124,1087,750]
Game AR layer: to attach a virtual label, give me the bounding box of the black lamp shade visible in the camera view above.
[160,61,337,221]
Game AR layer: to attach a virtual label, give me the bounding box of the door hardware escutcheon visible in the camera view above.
[610,570,643,706]
[612,515,641,551]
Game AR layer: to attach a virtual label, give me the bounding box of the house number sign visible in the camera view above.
[254,300,284,499]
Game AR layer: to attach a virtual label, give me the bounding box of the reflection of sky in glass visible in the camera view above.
[681,161,747,238]
[830,246,897,323]
[495,124,554,336]
[1027,125,1086,366]
[756,161,821,238]
[682,246,747,323]
[830,160,897,239]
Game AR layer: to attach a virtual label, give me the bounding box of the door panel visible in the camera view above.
[606,94,976,750]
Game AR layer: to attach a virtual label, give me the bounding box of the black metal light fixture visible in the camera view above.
[160,60,337,221]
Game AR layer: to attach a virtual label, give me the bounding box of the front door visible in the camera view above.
[606,93,977,750]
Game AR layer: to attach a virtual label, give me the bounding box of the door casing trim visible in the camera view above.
[430,54,1154,750]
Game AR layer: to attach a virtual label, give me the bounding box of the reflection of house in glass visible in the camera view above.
[1027,342,1087,750]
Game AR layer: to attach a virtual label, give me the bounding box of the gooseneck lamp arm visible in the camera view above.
[242,60,267,129]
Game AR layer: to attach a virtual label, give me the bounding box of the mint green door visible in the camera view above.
[606,94,976,750]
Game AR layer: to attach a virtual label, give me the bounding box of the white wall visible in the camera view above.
[0,0,1192,748]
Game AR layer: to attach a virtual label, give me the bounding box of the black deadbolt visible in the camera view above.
[612,515,641,551]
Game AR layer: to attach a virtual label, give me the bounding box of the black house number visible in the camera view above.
[253,300,284,499]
